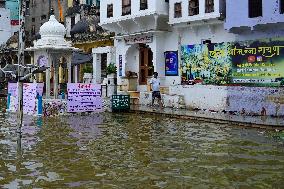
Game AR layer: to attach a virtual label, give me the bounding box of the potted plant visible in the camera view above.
[82,65,93,82]
[106,63,117,78]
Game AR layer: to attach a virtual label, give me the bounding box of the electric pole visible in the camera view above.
[17,0,26,135]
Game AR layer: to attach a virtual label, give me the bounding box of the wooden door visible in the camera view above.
[139,46,153,85]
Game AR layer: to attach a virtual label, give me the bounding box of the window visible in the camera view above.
[107,4,113,18]
[248,0,262,18]
[41,15,47,20]
[31,25,35,35]
[189,0,199,16]
[280,0,284,14]
[71,16,75,29]
[205,0,214,13]
[140,0,148,10]
[86,0,93,5]
[0,1,5,8]
[122,0,131,16]
[32,17,35,22]
[174,2,182,18]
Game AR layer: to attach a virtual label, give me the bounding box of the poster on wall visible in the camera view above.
[119,55,123,76]
[181,42,232,85]
[8,83,38,114]
[37,55,48,67]
[230,39,284,86]
[165,51,179,76]
[67,83,103,113]
[181,37,284,86]
[23,83,38,115]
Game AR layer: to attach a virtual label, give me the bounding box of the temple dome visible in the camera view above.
[39,15,66,37]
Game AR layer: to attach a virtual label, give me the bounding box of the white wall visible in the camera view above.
[100,0,169,24]
[125,44,139,74]
[225,0,284,30]
[65,13,81,37]
[169,0,223,24]
[0,8,12,45]
[170,85,284,116]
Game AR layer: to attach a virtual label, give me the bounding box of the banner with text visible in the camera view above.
[67,83,103,113]
[7,83,40,115]
[181,37,284,86]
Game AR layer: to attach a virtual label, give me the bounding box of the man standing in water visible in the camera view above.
[149,72,163,109]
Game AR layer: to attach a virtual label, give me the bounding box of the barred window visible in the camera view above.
[174,2,182,18]
[205,0,214,13]
[140,0,148,10]
[248,0,262,18]
[189,0,199,16]
[122,0,131,16]
[107,4,113,18]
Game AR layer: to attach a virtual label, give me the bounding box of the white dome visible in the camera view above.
[40,15,66,37]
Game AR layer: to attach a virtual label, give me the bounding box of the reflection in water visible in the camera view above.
[0,101,284,188]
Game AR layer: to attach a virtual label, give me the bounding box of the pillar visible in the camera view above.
[74,65,78,83]
[107,52,112,66]
[59,57,64,84]
[46,54,51,99]
[67,55,72,83]
[92,53,101,84]
[53,57,59,99]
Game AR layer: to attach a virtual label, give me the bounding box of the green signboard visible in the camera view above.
[181,38,284,87]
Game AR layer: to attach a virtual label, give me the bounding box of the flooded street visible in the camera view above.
[0,99,284,188]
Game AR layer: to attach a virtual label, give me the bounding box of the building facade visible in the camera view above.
[98,0,284,116]
[0,7,12,45]
[65,0,113,87]
[25,0,69,47]
[100,0,170,92]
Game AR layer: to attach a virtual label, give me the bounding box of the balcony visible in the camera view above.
[100,0,169,34]
[169,0,225,26]
[224,0,284,33]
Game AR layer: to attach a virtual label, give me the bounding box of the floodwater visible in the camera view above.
[0,99,284,188]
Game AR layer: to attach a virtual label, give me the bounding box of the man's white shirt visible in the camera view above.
[150,78,160,91]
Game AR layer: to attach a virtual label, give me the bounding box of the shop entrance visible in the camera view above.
[139,44,153,85]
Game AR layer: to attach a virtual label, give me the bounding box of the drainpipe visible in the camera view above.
[177,28,182,84]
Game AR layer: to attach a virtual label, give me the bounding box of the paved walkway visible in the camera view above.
[130,105,284,129]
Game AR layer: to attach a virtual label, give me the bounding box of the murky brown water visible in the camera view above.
[0,98,284,188]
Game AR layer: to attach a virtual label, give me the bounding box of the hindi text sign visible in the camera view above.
[67,83,103,113]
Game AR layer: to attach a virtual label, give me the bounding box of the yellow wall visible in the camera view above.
[68,0,73,7]
[73,40,114,53]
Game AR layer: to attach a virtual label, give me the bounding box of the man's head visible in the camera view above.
[153,72,158,78]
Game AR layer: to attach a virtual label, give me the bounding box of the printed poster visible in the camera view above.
[67,83,103,113]
[165,51,179,76]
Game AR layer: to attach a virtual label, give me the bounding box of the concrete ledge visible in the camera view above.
[130,105,284,130]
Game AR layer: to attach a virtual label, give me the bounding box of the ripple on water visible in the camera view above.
[0,103,283,188]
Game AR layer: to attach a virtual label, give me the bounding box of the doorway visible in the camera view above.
[139,44,153,85]
[101,53,107,83]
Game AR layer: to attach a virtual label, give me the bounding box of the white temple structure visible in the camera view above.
[26,14,79,99]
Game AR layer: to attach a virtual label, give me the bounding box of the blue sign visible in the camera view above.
[119,55,122,76]
[165,51,178,76]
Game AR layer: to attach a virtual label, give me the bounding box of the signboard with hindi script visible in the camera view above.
[7,83,39,115]
[23,83,38,115]
[181,37,284,86]
[67,83,103,113]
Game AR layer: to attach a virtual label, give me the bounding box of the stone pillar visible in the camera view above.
[92,53,101,84]
[53,57,59,99]
[74,65,78,83]
[107,52,112,66]
[67,55,72,83]
[46,54,51,98]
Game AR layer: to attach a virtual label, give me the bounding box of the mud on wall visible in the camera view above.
[170,85,284,116]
